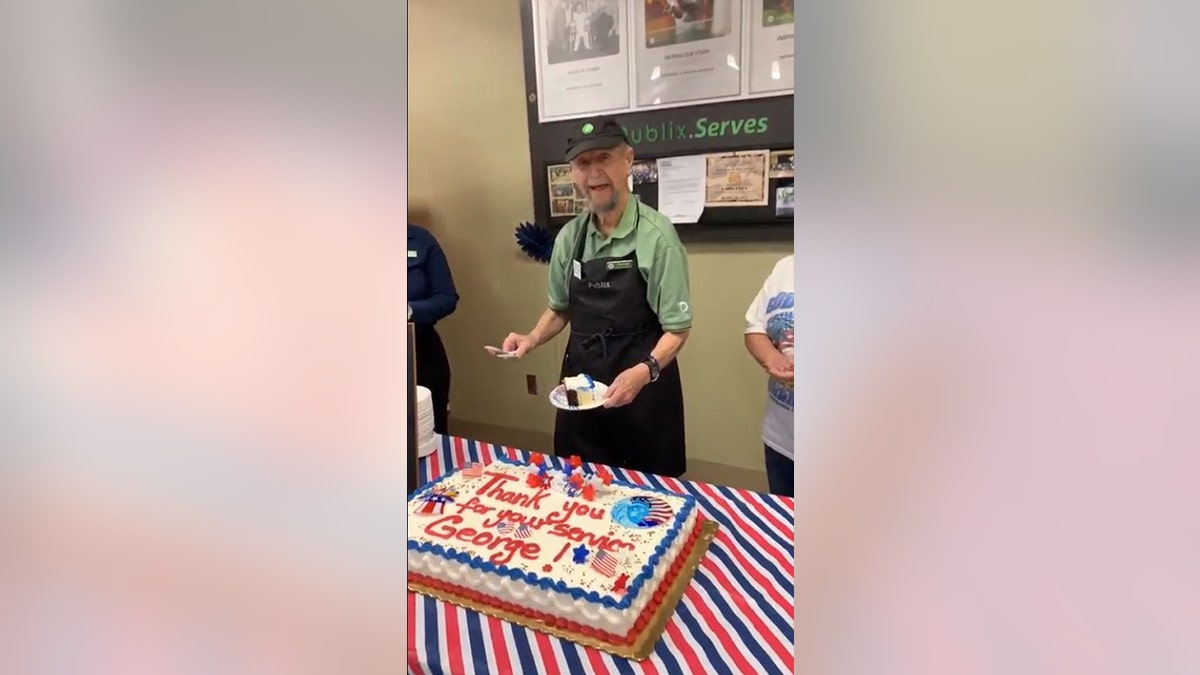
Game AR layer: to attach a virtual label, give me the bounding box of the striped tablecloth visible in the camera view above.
[409,436,795,675]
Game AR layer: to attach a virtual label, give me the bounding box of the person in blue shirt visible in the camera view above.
[408,224,459,434]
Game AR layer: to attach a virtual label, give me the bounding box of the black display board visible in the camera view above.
[407,322,420,494]
[517,1,794,243]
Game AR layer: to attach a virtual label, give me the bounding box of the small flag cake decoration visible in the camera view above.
[416,485,458,515]
[590,549,620,577]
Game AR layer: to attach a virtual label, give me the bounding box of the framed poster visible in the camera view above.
[705,150,770,207]
[748,0,795,93]
[634,0,743,107]
[533,0,632,120]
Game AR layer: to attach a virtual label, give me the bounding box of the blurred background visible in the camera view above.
[3,0,1199,673]
[3,1,407,673]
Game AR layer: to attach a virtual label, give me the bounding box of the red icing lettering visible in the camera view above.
[563,500,606,520]
[478,478,551,510]
[552,541,572,562]
[424,514,464,539]
[453,496,494,516]
[484,507,570,530]
[474,472,519,496]
[546,522,634,552]
[422,514,541,565]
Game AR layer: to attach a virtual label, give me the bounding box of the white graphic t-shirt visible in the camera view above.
[744,255,795,460]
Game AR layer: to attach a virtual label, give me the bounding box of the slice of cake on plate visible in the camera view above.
[562,374,599,407]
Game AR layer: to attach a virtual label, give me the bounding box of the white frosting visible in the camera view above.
[563,374,598,406]
[563,374,595,390]
[408,461,698,636]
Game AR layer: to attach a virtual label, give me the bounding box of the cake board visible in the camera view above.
[408,519,719,661]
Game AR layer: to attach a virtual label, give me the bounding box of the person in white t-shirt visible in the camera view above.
[744,255,795,496]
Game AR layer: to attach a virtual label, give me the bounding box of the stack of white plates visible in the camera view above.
[416,386,439,457]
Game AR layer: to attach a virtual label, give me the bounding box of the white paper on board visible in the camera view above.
[634,0,743,107]
[748,0,795,94]
[656,155,707,224]
[532,0,632,120]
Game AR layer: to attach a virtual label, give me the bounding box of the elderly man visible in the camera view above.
[496,116,691,477]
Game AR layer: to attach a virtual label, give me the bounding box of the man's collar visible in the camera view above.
[588,194,638,240]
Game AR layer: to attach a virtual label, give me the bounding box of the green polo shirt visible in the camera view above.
[547,196,692,332]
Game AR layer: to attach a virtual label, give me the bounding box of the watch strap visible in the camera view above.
[642,356,661,382]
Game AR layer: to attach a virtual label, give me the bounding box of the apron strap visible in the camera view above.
[567,213,590,298]
[575,325,657,359]
[566,200,642,296]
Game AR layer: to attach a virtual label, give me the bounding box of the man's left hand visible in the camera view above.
[602,364,651,408]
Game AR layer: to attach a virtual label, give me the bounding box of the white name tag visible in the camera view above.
[408,250,418,258]
[572,260,582,279]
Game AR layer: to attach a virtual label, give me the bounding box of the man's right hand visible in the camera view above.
[763,351,794,384]
[501,333,537,358]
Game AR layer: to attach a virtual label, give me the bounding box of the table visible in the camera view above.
[409,436,795,675]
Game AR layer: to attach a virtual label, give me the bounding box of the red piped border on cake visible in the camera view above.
[409,516,706,646]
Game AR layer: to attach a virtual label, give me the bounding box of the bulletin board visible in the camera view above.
[518,0,795,242]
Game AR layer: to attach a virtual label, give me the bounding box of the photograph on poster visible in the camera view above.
[775,184,794,217]
[749,0,795,93]
[762,0,794,27]
[548,164,573,183]
[632,160,659,184]
[644,0,730,48]
[534,0,631,120]
[705,150,770,207]
[551,197,576,217]
[769,150,794,178]
[548,163,581,217]
[635,0,742,106]
[544,0,622,63]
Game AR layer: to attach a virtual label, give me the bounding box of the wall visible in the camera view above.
[407,0,790,483]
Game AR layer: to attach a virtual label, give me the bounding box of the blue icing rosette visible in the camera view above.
[611,495,674,529]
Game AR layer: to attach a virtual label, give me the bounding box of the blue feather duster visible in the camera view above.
[515,221,554,263]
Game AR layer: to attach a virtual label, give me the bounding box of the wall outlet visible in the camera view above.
[526,374,538,396]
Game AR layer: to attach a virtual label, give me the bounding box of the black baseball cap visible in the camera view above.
[564,116,630,162]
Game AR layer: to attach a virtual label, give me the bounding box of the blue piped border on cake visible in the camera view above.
[408,455,697,611]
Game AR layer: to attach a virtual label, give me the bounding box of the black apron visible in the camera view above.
[553,205,687,477]
[413,322,451,435]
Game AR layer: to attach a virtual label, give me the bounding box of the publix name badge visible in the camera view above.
[606,260,634,271]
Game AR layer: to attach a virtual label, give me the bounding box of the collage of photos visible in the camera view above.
[547,164,589,217]
[643,0,731,48]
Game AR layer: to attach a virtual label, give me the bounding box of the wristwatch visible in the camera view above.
[642,355,661,382]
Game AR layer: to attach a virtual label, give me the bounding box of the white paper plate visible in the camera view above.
[549,382,609,411]
[418,434,440,458]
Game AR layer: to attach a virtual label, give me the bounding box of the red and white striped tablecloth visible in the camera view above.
[409,436,795,675]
